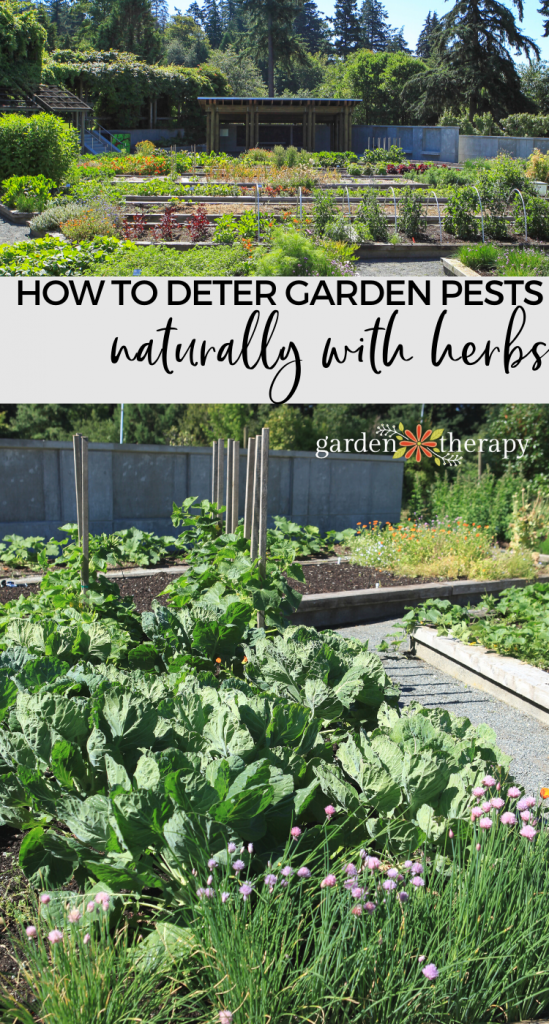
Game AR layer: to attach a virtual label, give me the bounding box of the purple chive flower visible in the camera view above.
[39,894,51,905]
[479,817,492,830]
[500,811,517,825]
[192,869,198,877]
[68,909,81,923]
[247,843,254,854]
[290,827,301,839]
[232,859,245,872]
[483,775,497,787]
[404,860,413,869]
[448,829,454,838]
[398,891,409,903]
[207,874,214,885]
[219,1012,233,1024]
[208,858,218,870]
[481,801,492,812]
[366,857,381,870]
[86,901,96,913]
[227,842,237,854]
[476,843,481,851]
[491,797,504,810]
[517,796,536,810]
[264,874,277,886]
[383,879,397,891]
[281,866,293,878]
[472,787,486,798]
[418,955,426,962]
[410,863,423,875]
[320,874,337,888]
[239,884,253,900]
[297,867,311,879]
[351,905,362,916]
[344,863,357,877]
[422,963,439,980]
[520,825,537,840]
[48,929,63,944]
[95,892,109,904]
[83,933,91,944]
[508,786,521,799]
[25,925,37,939]
[324,805,336,818]
[412,876,424,887]
[363,901,377,914]
[387,868,398,878]
[351,886,364,898]
[221,892,230,903]
[471,807,483,819]
[520,810,531,822]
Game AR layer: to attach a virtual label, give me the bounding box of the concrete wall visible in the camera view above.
[0,440,404,539]
[458,134,549,162]
[352,125,459,163]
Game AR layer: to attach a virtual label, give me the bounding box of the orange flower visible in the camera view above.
[541,787,549,799]
[215,657,222,664]
[242,656,248,664]
[400,424,438,463]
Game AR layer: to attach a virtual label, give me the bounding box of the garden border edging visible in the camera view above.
[410,625,549,726]
[291,576,532,628]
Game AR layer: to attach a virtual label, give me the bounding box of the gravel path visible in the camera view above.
[355,258,444,276]
[0,216,30,244]
[338,618,549,799]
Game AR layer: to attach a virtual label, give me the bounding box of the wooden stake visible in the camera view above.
[211,440,218,503]
[243,425,248,450]
[73,434,83,541]
[257,427,269,627]
[225,439,234,534]
[232,438,240,533]
[216,438,224,516]
[244,436,255,540]
[250,434,261,561]
[81,435,89,589]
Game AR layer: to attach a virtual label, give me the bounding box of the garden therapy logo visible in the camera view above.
[376,423,463,467]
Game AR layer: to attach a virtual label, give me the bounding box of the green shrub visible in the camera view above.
[500,112,549,137]
[285,145,298,167]
[515,193,549,240]
[312,190,337,235]
[347,163,362,176]
[0,113,78,183]
[397,188,425,237]
[443,186,480,240]
[253,226,351,276]
[0,174,56,212]
[60,202,121,241]
[273,145,285,168]
[212,212,239,244]
[29,201,84,232]
[0,236,135,276]
[355,192,388,242]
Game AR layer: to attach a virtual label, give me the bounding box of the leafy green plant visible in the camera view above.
[30,201,84,233]
[457,241,499,271]
[443,186,480,240]
[312,190,338,235]
[355,192,388,242]
[61,202,121,242]
[397,189,425,238]
[0,113,78,184]
[252,226,355,276]
[1,175,56,213]
[0,236,137,277]
[515,193,549,240]
[212,212,239,244]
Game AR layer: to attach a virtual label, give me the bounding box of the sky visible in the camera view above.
[168,0,549,61]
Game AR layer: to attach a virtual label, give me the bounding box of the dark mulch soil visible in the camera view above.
[0,827,34,999]
[288,561,442,595]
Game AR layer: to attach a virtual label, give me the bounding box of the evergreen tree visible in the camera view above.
[239,0,306,96]
[359,0,390,50]
[96,0,162,61]
[416,11,441,58]
[293,0,331,53]
[151,0,169,29]
[385,26,410,52]
[540,0,549,36]
[202,0,225,48]
[404,0,539,121]
[333,0,360,56]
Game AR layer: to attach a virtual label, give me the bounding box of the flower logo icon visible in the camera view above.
[398,425,441,463]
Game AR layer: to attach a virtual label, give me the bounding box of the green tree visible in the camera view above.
[293,0,331,54]
[333,0,361,56]
[208,44,267,94]
[325,49,426,124]
[416,10,441,59]
[359,0,392,51]
[239,0,306,96]
[0,0,46,87]
[404,0,539,123]
[95,0,163,62]
[519,60,549,113]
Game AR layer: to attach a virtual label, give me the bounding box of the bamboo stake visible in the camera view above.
[216,438,224,517]
[250,434,261,561]
[73,434,83,542]
[244,437,255,540]
[225,439,234,534]
[211,440,218,503]
[81,435,89,589]
[257,427,269,627]
[232,438,240,533]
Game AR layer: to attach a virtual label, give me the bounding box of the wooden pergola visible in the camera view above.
[0,83,92,148]
[198,96,361,154]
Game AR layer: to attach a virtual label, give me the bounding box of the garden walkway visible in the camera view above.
[355,258,444,276]
[0,217,29,243]
[338,618,549,798]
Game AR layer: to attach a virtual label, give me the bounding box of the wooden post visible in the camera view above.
[250,434,262,561]
[73,434,83,541]
[225,439,234,534]
[257,427,269,627]
[243,425,248,450]
[244,436,255,540]
[232,439,240,533]
[216,438,224,515]
[211,440,218,503]
[81,435,89,589]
